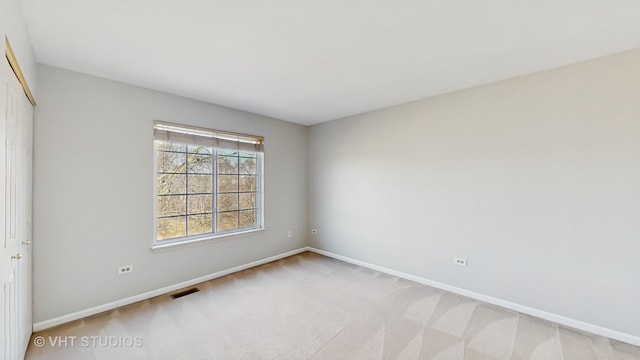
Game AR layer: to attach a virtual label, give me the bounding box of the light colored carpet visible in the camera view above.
[26,252,640,359]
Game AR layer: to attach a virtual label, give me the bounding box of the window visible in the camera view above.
[153,121,264,246]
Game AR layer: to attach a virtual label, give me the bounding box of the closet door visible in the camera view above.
[17,84,33,353]
[0,56,33,360]
[1,56,21,360]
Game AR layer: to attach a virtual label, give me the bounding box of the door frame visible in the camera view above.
[4,37,36,107]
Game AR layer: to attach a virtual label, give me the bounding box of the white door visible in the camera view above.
[0,56,33,360]
[0,57,6,359]
[17,77,33,352]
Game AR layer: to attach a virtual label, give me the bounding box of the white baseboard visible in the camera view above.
[34,246,640,347]
[307,247,640,347]
[33,247,310,332]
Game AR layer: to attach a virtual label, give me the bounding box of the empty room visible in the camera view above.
[1,0,640,359]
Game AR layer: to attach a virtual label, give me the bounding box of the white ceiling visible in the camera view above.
[20,0,640,125]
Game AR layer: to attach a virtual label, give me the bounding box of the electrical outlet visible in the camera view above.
[311,229,318,235]
[118,265,134,274]
[287,230,293,239]
[453,257,467,267]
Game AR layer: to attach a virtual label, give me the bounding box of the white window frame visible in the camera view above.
[152,121,265,250]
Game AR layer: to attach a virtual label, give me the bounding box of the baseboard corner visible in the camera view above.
[306,247,640,347]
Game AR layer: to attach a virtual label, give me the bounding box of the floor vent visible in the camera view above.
[170,288,200,299]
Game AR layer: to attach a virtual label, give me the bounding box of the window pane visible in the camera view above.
[239,175,256,192]
[156,142,186,152]
[187,145,213,155]
[188,154,212,174]
[157,151,186,173]
[239,210,256,228]
[218,193,238,212]
[187,174,213,193]
[217,212,238,232]
[188,194,212,214]
[217,175,238,193]
[218,149,238,156]
[188,214,213,236]
[157,173,186,195]
[158,195,186,216]
[239,157,256,174]
[239,151,256,158]
[157,216,186,240]
[239,192,255,210]
[218,156,238,174]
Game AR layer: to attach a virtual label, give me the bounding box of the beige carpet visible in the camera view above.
[26,252,640,359]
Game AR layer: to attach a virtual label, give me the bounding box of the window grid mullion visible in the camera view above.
[213,148,218,234]
[237,153,240,228]
[184,149,189,236]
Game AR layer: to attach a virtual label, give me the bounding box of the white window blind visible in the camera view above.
[153,121,264,153]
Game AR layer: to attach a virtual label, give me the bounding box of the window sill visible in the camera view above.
[151,228,266,252]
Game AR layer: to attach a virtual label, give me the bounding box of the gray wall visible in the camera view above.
[308,48,640,337]
[31,47,640,339]
[33,65,308,323]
